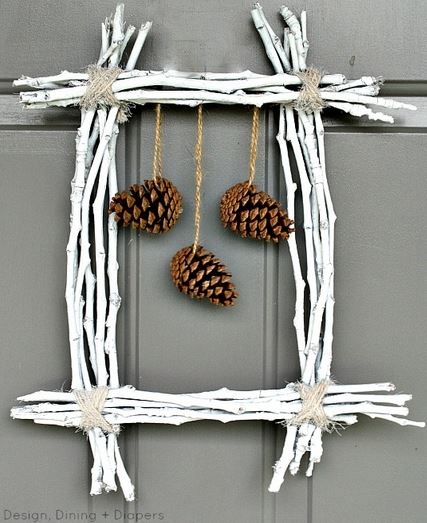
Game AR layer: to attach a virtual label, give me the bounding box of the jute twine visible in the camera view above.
[192,105,204,253]
[288,380,332,431]
[293,66,326,114]
[152,103,163,180]
[248,106,260,186]
[80,64,130,123]
[74,386,119,434]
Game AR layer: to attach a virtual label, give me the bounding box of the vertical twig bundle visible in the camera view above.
[62,5,153,501]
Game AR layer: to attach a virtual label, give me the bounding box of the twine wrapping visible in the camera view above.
[248,106,260,186]
[152,103,163,180]
[80,64,130,123]
[192,105,204,253]
[74,386,119,434]
[294,67,326,114]
[288,380,332,431]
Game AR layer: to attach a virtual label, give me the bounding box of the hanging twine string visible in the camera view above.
[192,105,204,253]
[288,380,332,431]
[74,386,120,434]
[293,66,326,114]
[80,64,130,123]
[152,103,163,180]
[248,106,260,186]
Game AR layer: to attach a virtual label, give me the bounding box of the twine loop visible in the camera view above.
[248,106,260,186]
[74,386,119,434]
[80,64,130,123]
[289,380,332,431]
[192,105,204,253]
[294,67,326,114]
[152,103,163,180]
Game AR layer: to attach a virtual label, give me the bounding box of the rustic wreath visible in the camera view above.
[11,4,424,502]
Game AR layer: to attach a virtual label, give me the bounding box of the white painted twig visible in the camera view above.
[98,4,124,67]
[306,426,322,476]
[315,112,336,381]
[364,414,425,428]
[300,11,308,60]
[13,398,419,426]
[14,70,346,90]
[114,439,135,501]
[15,383,414,405]
[98,20,111,66]
[285,108,318,330]
[66,109,96,390]
[116,25,136,65]
[324,76,380,92]
[88,431,103,495]
[280,6,306,71]
[321,91,416,110]
[290,423,315,474]
[251,4,284,74]
[105,124,121,389]
[277,105,306,371]
[269,425,298,492]
[74,108,118,388]
[297,114,322,290]
[92,109,112,388]
[126,22,152,71]
[299,111,333,385]
[327,102,395,123]
[283,28,290,62]
[287,32,299,72]
[20,87,413,125]
[253,3,291,71]
[82,119,100,379]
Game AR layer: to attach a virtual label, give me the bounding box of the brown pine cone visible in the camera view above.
[220,182,294,243]
[170,245,237,307]
[109,177,183,233]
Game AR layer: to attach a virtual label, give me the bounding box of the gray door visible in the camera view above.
[1,1,426,522]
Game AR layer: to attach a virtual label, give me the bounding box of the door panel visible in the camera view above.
[311,132,427,523]
[0,131,91,511]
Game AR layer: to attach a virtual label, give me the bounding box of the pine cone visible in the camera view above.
[109,177,183,233]
[170,245,237,307]
[220,182,294,243]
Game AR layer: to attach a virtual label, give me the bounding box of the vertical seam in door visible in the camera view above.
[120,120,128,521]
[261,107,268,523]
[261,107,277,523]
[271,107,280,523]
[124,120,132,520]
[307,477,313,523]
[261,106,268,523]
[134,110,142,514]
[123,115,140,519]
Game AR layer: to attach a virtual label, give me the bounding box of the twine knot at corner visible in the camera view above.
[294,66,326,114]
[289,379,332,431]
[80,64,130,123]
[74,386,119,434]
